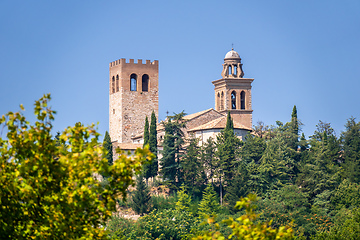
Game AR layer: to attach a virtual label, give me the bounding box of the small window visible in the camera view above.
[130,74,137,91]
[228,65,232,75]
[142,74,149,92]
[231,91,236,109]
[220,92,224,111]
[240,91,245,109]
[116,75,119,92]
[112,76,115,93]
[113,109,115,114]
[234,65,237,76]
[217,92,220,111]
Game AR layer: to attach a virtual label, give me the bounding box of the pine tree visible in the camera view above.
[131,174,151,216]
[103,131,113,166]
[149,111,158,178]
[175,184,192,212]
[198,183,219,218]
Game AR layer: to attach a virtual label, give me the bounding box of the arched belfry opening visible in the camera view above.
[130,74,137,91]
[142,74,149,92]
[240,91,245,109]
[231,91,236,109]
[217,92,220,111]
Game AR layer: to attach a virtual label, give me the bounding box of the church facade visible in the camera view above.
[109,49,254,150]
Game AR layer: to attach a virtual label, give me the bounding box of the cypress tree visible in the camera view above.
[103,131,113,166]
[290,105,299,151]
[131,174,151,216]
[149,111,158,178]
[143,116,149,148]
[143,116,151,181]
[216,112,240,204]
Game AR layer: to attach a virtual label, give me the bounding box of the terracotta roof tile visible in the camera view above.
[188,116,252,132]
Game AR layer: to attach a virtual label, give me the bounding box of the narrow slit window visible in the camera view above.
[217,92,220,111]
[130,74,137,91]
[220,92,224,111]
[112,76,115,93]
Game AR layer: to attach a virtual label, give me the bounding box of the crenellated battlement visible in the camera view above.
[109,58,158,68]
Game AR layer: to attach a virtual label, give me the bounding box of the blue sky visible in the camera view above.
[1,1,359,140]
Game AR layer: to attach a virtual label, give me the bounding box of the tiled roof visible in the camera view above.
[114,142,143,150]
[183,108,215,120]
[188,116,252,132]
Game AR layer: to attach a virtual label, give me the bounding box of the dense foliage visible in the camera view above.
[0,95,154,239]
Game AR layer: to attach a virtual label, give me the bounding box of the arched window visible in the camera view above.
[112,76,115,93]
[116,75,119,92]
[142,74,149,92]
[231,91,236,109]
[228,65,232,75]
[217,92,220,111]
[240,91,245,109]
[130,74,137,91]
[220,92,224,111]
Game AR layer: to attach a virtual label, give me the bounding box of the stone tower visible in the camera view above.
[212,49,254,129]
[109,58,159,143]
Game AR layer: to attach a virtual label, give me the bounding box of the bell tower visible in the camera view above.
[212,49,254,129]
[109,58,159,143]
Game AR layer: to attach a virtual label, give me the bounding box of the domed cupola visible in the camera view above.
[221,48,244,78]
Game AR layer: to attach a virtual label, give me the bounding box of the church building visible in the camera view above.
[109,49,254,151]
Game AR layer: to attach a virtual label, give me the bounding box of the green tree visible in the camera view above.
[194,194,295,240]
[143,116,151,181]
[224,161,251,212]
[239,133,266,164]
[290,105,299,150]
[160,112,186,190]
[143,116,150,147]
[297,125,341,201]
[341,117,360,183]
[200,137,217,184]
[182,137,206,198]
[0,95,153,239]
[149,111,158,179]
[103,130,113,166]
[258,122,298,192]
[198,184,219,219]
[216,112,240,204]
[175,184,192,212]
[131,174,151,216]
